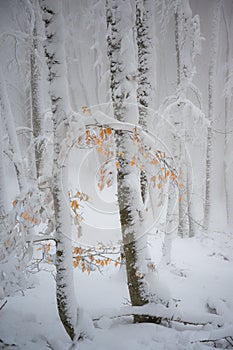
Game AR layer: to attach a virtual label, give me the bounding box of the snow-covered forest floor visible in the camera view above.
[1,229,233,350]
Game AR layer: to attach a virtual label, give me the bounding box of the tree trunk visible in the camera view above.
[0,68,27,192]
[30,2,45,179]
[41,0,78,340]
[106,0,160,320]
[136,0,153,204]
[203,0,221,231]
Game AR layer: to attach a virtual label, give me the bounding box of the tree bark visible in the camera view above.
[203,0,221,230]
[41,0,78,340]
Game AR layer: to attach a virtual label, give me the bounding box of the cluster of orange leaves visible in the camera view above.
[80,126,113,150]
[36,243,54,264]
[68,191,89,223]
[73,246,121,274]
[130,129,185,194]
[12,198,39,226]
[79,124,185,198]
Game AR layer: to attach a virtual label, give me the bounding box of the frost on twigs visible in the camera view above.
[0,188,53,298]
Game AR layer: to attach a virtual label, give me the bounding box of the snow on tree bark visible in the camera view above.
[106,0,160,321]
[30,1,45,179]
[136,0,154,204]
[41,0,79,340]
[203,0,222,231]
[0,68,27,192]
[222,3,233,226]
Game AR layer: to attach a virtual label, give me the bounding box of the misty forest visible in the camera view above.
[0,0,233,349]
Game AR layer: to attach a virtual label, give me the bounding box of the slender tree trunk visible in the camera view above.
[203,0,221,230]
[0,112,8,215]
[174,0,193,237]
[136,0,153,204]
[0,68,27,192]
[30,3,44,179]
[222,4,232,226]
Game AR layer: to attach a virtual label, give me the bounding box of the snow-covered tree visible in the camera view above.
[106,0,161,320]
[203,0,222,231]
[41,0,80,340]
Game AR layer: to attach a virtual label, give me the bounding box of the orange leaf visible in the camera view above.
[105,127,112,135]
[118,150,124,157]
[171,173,177,181]
[21,212,28,219]
[130,160,135,166]
[157,183,162,189]
[97,146,102,154]
[150,158,159,166]
[74,247,80,255]
[98,182,104,191]
[99,128,104,140]
[73,261,78,268]
[116,161,120,169]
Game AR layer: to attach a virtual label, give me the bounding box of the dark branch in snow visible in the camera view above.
[0,300,7,311]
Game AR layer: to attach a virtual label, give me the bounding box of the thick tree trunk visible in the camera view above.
[106,0,160,319]
[41,0,78,340]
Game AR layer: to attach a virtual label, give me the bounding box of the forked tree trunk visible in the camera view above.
[106,0,160,321]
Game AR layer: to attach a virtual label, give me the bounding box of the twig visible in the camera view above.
[0,300,7,311]
[192,335,233,345]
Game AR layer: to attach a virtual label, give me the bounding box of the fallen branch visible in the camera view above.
[192,335,233,346]
[93,312,216,327]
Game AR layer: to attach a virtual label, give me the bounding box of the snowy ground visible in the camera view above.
[0,230,233,350]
